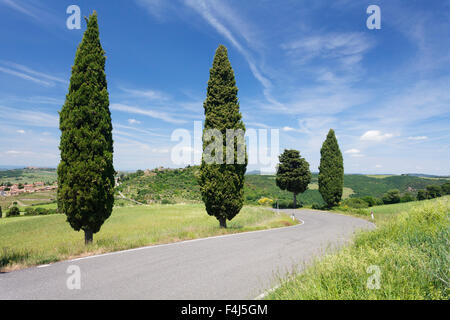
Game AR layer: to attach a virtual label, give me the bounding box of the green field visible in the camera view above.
[0,204,297,271]
[266,197,449,300]
[0,168,57,184]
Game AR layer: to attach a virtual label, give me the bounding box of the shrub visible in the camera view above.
[272,200,299,209]
[417,189,428,200]
[161,199,175,205]
[400,193,416,203]
[426,185,442,198]
[258,197,274,206]
[7,206,20,217]
[361,196,381,207]
[382,189,401,204]
[341,198,369,209]
[24,207,37,216]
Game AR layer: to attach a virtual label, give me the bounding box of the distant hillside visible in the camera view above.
[117,166,450,206]
[0,168,57,184]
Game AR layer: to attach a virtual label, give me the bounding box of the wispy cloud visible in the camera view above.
[0,61,67,87]
[120,87,169,101]
[110,103,187,124]
[0,105,58,127]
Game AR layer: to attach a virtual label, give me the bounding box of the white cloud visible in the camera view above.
[360,130,394,142]
[16,129,25,134]
[408,136,428,140]
[345,148,360,154]
[282,126,295,132]
[375,164,382,168]
[127,119,141,125]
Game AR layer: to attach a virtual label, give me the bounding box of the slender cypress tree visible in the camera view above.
[276,149,311,208]
[318,129,344,208]
[198,45,247,228]
[57,12,115,244]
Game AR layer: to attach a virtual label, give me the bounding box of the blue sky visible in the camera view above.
[0,0,449,174]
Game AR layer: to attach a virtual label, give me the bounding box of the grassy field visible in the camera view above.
[336,196,450,223]
[0,204,297,271]
[266,197,449,300]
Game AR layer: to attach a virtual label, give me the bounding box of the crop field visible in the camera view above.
[0,204,297,271]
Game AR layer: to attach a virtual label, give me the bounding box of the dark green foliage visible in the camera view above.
[271,200,301,209]
[400,193,416,203]
[382,189,401,204]
[417,189,428,200]
[24,207,59,216]
[57,12,114,242]
[0,206,2,218]
[361,196,382,207]
[276,149,311,208]
[426,185,442,198]
[344,175,448,198]
[198,45,247,228]
[441,182,450,195]
[318,129,344,207]
[342,198,369,209]
[7,206,20,217]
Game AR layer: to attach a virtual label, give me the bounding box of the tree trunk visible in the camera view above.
[84,229,93,245]
[219,217,227,228]
[293,193,297,209]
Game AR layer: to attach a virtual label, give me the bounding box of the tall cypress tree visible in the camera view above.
[57,11,115,244]
[198,45,247,228]
[318,129,344,208]
[276,149,311,208]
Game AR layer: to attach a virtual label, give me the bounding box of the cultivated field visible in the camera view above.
[0,204,297,271]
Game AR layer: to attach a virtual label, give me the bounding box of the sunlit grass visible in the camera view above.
[0,204,296,271]
[266,197,449,300]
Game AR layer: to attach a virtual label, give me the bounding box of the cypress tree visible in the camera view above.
[57,11,115,244]
[198,45,247,228]
[318,129,344,208]
[276,149,311,208]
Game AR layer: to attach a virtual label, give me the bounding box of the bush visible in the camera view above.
[161,199,175,205]
[426,185,442,198]
[272,200,300,209]
[341,198,369,209]
[417,189,428,200]
[400,193,416,203]
[382,189,401,204]
[361,196,382,207]
[24,207,37,216]
[6,206,20,217]
[258,197,274,206]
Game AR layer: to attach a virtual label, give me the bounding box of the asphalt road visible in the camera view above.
[0,209,374,300]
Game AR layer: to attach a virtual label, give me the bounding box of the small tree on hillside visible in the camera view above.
[0,206,2,218]
[318,129,344,208]
[57,12,115,244]
[441,182,450,195]
[198,45,247,228]
[417,189,428,200]
[382,189,401,204]
[276,149,311,208]
[426,185,441,198]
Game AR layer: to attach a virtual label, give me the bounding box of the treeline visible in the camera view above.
[340,182,450,209]
[0,205,60,218]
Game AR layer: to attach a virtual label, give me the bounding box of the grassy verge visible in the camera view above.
[0,204,297,271]
[266,197,449,300]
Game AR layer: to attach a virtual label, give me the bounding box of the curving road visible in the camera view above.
[0,209,374,300]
